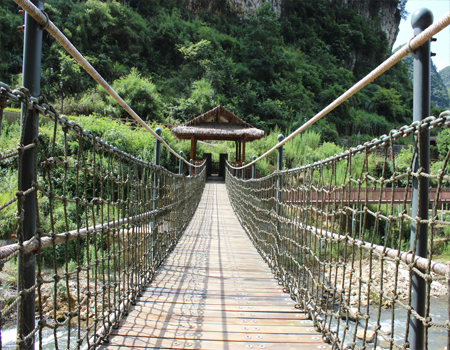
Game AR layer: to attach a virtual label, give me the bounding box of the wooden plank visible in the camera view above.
[119,315,310,327]
[110,329,321,342]
[102,335,328,349]
[133,301,300,312]
[117,319,314,333]
[97,183,328,350]
[137,295,297,306]
[142,288,289,297]
[127,307,305,319]
[100,340,330,350]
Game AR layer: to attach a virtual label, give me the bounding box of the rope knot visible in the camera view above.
[16,191,25,203]
[17,145,25,155]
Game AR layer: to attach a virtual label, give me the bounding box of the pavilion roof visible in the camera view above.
[171,106,264,141]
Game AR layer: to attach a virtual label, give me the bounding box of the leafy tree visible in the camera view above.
[437,129,450,160]
[106,68,163,122]
[238,2,283,82]
[0,1,24,85]
[372,86,405,123]
[174,78,214,121]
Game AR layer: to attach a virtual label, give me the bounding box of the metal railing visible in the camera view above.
[0,84,206,349]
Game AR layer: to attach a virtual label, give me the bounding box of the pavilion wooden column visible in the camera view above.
[238,141,241,162]
[235,141,239,162]
[242,139,246,163]
[190,136,197,161]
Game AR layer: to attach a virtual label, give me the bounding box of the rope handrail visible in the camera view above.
[13,0,202,168]
[233,111,450,178]
[227,10,450,170]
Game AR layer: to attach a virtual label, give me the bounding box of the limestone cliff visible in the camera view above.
[227,0,282,17]
[184,0,402,51]
[333,0,402,51]
[184,0,282,16]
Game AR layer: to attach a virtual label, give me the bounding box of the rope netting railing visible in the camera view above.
[0,83,206,349]
[226,113,450,349]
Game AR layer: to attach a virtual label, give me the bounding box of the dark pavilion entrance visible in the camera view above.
[171,106,264,178]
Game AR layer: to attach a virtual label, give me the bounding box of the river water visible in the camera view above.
[1,323,85,350]
[334,295,448,349]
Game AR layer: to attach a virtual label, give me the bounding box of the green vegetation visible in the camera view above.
[0,114,185,245]
[0,0,421,141]
[441,66,450,99]
[2,0,450,265]
[401,52,450,109]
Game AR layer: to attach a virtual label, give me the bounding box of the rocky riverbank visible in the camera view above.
[326,257,448,308]
[1,277,117,327]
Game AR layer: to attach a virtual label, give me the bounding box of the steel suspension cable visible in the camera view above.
[14,0,200,167]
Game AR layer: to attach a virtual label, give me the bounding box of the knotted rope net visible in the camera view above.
[0,82,206,349]
[227,113,450,349]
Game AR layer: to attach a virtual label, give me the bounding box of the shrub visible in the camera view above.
[106,68,163,122]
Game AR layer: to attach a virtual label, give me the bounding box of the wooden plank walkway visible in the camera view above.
[99,182,330,350]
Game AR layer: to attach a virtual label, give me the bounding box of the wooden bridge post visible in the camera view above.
[252,155,257,179]
[18,1,45,347]
[409,8,433,350]
[241,162,245,179]
[189,159,193,176]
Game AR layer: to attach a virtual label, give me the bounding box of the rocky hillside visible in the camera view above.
[328,0,404,51]
[185,0,283,17]
[441,66,450,99]
[401,53,450,109]
[184,0,405,51]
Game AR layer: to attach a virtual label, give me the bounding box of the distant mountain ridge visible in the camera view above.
[401,52,450,109]
[441,66,450,100]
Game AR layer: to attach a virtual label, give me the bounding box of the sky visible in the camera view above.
[393,0,450,71]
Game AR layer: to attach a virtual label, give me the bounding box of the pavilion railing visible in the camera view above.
[0,83,206,349]
[226,113,450,350]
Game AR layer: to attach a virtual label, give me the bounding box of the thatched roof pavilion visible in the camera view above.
[172,106,264,165]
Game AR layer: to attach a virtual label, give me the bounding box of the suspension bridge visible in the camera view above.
[1,0,450,349]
